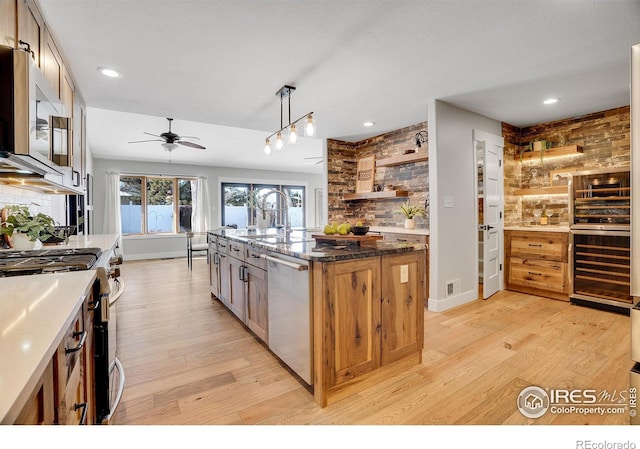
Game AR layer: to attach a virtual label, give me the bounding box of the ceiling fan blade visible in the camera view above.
[143,132,162,138]
[129,139,163,144]
[177,140,206,150]
[178,135,201,140]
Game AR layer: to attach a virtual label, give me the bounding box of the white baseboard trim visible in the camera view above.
[123,250,190,261]
[428,289,477,312]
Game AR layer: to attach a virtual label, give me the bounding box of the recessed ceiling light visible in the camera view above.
[543,98,558,105]
[98,67,121,78]
[363,121,375,127]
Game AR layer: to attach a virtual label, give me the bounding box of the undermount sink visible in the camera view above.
[252,236,313,245]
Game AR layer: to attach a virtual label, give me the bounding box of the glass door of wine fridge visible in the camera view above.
[570,230,632,310]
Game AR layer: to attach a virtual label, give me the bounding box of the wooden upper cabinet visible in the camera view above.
[17,0,43,66]
[0,0,17,47]
[62,66,74,117]
[43,28,62,99]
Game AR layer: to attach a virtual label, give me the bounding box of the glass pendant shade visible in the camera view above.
[288,124,298,144]
[264,139,272,155]
[276,132,284,151]
[304,114,315,137]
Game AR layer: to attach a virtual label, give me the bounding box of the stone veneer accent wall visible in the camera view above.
[503,106,630,226]
[327,122,429,228]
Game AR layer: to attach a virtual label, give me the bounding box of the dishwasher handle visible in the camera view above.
[260,254,309,271]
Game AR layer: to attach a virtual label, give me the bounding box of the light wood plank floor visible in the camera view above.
[111,256,633,425]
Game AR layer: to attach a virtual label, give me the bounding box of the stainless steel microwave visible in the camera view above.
[0,45,72,179]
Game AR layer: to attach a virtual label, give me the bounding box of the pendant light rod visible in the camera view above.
[264,84,316,155]
[265,111,314,142]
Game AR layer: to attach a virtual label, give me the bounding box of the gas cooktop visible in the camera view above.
[0,247,103,276]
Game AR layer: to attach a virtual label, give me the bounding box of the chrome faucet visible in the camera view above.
[261,189,291,236]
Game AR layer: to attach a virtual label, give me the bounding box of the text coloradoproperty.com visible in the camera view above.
[551,405,628,415]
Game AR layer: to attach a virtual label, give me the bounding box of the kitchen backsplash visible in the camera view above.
[0,184,64,222]
[327,122,429,228]
[504,106,630,226]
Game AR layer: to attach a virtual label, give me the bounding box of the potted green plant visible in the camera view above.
[396,200,426,229]
[0,204,57,249]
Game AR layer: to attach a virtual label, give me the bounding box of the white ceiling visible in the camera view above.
[36,0,640,173]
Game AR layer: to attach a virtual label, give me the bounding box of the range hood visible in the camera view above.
[0,152,83,195]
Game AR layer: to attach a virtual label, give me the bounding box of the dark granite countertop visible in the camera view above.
[208,228,427,262]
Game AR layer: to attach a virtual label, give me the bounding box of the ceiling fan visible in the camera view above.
[304,157,323,165]
[129,118,206,151]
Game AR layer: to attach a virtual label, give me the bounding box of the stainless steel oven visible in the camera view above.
[569,168,635,313]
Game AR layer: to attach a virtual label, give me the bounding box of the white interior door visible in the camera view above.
[474,130,504,299]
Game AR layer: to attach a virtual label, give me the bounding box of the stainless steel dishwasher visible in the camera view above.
[261,252,312,385]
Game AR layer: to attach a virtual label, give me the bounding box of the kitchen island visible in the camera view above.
[208,228,427,407]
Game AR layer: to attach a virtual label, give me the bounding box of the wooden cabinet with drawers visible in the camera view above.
[505,230,569,301]
[12,285,95,425]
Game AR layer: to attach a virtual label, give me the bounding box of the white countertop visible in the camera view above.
[57,234,120,252]
[504,225,570,232]
[0,270,97,423]
[369,226,429,236]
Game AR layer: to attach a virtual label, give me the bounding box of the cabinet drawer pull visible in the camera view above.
[528,243,543,247]
[73,402,88,425]
[528,271,542,276]
[65,330,87,355]
[397,239,407,242]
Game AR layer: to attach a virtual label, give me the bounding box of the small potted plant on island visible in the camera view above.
[0,204,57,249]
[396,200,426,230]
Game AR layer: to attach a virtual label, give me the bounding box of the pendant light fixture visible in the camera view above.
[263,85,315,155]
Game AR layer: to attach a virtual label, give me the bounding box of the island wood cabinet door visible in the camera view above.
[244,263,268,343]
[13,359,55,424]
[217,254,231,306]
[321,257,381,388]
[227,253,246,322]
[380,252,425,365]
[208,237,221,299]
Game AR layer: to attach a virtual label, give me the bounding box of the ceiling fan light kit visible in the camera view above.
[263,85,315,155]
[129,117,206,151]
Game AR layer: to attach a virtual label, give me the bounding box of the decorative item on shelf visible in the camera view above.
[0,204,59,249]
[519,139,551,162]
[540,207,548,225]
[384,184,394,191]
[396,200,426,230]
[533,209,542,225]
[356,156,375,193]
[263,85,315,155]
[414,130,427,151]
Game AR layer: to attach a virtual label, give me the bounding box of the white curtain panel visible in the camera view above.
[192,176,211,233]
[103,171,123,250]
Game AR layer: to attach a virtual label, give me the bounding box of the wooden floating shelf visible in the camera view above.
[344,190,409,201]
[515,186,568,196]
[376,152,428,167]
[515,145,583,161]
